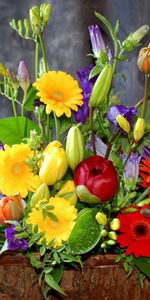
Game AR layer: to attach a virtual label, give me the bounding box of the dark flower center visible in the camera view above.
[135,223,148,236]
[90,167,102,176]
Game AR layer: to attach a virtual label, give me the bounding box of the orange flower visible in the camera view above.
[0,194,25,224]
[137,44,150,74]
[140,157,150,196]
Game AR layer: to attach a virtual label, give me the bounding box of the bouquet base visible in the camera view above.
[0,253,149,300]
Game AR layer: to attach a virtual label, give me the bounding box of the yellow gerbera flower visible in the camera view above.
[33,71,83,117]
[27,196,77,247]
[0,144,41,198]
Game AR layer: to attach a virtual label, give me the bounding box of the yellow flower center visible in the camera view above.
[53,91,64,101]
[12,162,25,176]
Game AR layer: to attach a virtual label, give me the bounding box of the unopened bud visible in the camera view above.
[18,60,30,93]
[101,242,107,249]
[66,125,84,171]
[40,3,52,22]
[110,218,120,231]
[116,114,130,134]
[133,117,145,142]
[122,25,149,52]
[101,229,108,238]
[95,212,108,225]
[29,6,41,34]
[30,183,50,208]
[108,231,117,240]
[137,44,150,74]
[106,239,116,246]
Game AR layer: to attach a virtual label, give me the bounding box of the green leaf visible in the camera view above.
[89,65,102,79]
[0,117,40,145]
[45,273,66,295]
[24,86,39,111]
[52,264,64,283]
[68,209,103,254]
[40,246,46,256]
[95,12,118,43]
[133,257,150,277]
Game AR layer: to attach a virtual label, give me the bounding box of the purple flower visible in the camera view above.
[5,225,28,251]
[74,65,96,124]
[122,152,141,181]
[0,144,4,150]
[107,105,137,131]
[87,135,107,157]
[88,25,106,58]
[18,60,31,93]
[142,146,150,159]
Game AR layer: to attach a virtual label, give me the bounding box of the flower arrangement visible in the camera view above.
[0,2,150,298]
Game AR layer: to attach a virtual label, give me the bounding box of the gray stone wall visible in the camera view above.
[0,0,150,117]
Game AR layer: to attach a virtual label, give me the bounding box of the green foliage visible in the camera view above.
[68,208,103,254]
[0,116,40,145]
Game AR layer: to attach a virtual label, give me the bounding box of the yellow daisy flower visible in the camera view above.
[0,144,41,198]
[27,196,77,248]
[33,71,83,117]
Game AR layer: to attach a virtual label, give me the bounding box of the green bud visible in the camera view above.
[29,130,43,150]
[101,242,107,249]
[24,18,30,38]
[138,198,150,207]
[110,218,120,231]
[40,3,52,22]
[66,125,84,170]
[101,229,108,238]
[29,6,41,34]
[89,64,113,108]
[106,239,116,245]
[18,20,23,36]
[30,183,50,208]
[108,231,117,240]
[95,212,107,225]
[122,25,149,52]
[75,185,100,204]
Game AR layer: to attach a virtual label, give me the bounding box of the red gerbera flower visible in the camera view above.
[140,157,150,196]
[117,205,150,258]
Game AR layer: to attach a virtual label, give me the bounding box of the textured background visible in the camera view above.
[0,0,150,117]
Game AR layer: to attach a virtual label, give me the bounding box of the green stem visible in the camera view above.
[35,37,39,79]
[46,114,50,143]
[105,130,120,159]
[134,187,150,205]
[53,112,60,141]
[39,34,48,72]
[11,89,22,140]
[141,75,150,118]
[21,91,27,117]
[90,107,96,155]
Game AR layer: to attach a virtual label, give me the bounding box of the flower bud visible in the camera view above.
[101,242,107,249]
[110,218,120,231]
[137,44,150,74]
[108,231,117,241]
[106,239,116,245]
[95,212,108,225]
[28,130,43,150]
[30,183,50,208]
[122,25,149,52]
[29,6,42,34]
[40,3,52,22]
[39,141,68,185]
[89,64,113,108]
[56,180,77,206]
[133,117,145,142]
[18,60,30,94]
[101,229,108,238]
[116,114,130,134]
[0,194,25,224]
[88,24,106,58]
[66,125,84,171]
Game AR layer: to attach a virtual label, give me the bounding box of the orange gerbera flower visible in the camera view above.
[140,157,150,196]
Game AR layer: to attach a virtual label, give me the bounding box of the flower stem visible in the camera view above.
[35,37,39,79]
[11,89,22,140]
[46,114,50,143]
[105,130,120,159]
[39,34,48,72]
[141,75,150,118]
[53,112,60,141]
[90,107,96,155]
[21,91,27,117]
